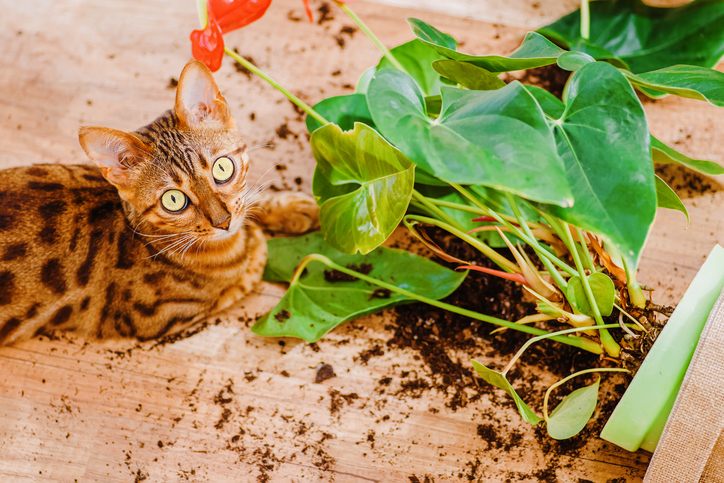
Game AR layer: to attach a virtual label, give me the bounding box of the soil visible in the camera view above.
[503,64,571,100]
[655,163,724,199]
[383,227,669,477]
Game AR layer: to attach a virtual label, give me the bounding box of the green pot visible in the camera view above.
[600,244,724,452]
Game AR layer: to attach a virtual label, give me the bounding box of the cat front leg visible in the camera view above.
[254,192,319,234]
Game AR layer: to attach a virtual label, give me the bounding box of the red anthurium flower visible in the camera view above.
[191,0,358,71]
[211,0,273,33]
[190,3,225,72]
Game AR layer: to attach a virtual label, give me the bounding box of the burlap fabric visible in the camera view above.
[644,287,724,482]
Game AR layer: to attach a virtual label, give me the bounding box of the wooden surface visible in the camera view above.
[0,0,722,481]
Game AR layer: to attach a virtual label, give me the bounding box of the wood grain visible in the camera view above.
[0,0,721,481]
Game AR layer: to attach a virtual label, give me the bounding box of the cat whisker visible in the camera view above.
[248,142,275,152]
[179,234,202,260]
[147,234,195,259]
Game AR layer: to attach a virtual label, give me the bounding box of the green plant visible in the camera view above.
[189,0,724,439]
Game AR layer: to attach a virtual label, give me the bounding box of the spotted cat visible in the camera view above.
[0,60,318,345]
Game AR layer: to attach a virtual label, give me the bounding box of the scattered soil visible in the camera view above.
[316,2,334,25]
[315,363,336,383]
[504,63,571,100]
[323,262,373,282]
[655,163,724,199]
[275,123,297,140]
[231,49,256,78]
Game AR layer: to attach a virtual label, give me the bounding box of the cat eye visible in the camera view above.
[161,190,188,212]
[212,156,235,183]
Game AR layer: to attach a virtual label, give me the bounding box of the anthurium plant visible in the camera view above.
[188,0,724,440]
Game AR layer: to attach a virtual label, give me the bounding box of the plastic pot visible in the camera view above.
[600,244,724,452]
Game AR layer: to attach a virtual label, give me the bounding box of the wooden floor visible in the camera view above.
[0,0,722,481]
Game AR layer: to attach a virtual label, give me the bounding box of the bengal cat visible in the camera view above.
[0,60,318,345]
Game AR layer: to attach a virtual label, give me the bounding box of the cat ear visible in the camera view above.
[175,60,231,127]
[78,127,151,189]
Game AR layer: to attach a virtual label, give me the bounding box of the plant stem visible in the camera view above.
[334,1,407,73]
[505,193,568,291]
[622,256,647,308]
[404,215,519,273]
[580,0,591,40]
[196,0,208,28]
[223,48,330,127]
[560,222,621,358]
[576,227,595,273]
[295,254,603,354]
[543,368,630,423]
[451,183,577,277]
[411,190,466,232]
[502,324,625,377]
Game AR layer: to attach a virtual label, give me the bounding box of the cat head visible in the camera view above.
[79,60,254,244]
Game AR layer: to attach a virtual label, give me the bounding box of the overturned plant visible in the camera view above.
[189,0,724,439]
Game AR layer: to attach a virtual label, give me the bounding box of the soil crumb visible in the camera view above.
[317,2,334,25]
[231,49,256,78]
[323,263,373,282]
[315,363,336,383]
[655,163,723,199]
[274,310,291,323]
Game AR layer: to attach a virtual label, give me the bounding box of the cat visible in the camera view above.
[0,60,318,345]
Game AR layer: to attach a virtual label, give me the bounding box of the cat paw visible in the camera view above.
[257,192,319,234]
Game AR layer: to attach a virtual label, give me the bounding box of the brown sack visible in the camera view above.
[644,287,724,483]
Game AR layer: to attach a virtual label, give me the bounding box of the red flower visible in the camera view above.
[191,0,356,72]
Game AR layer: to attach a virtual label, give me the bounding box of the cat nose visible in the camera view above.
[214,214,231,231]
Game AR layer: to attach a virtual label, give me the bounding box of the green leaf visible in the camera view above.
[409,18,566,73]
[523,85,565,119]
[356,66,376,94]
[367,69,572,206]
[431,60,506,90]
[538,0,724,74]
[311,123,415,254]
[547,378,600,440]
[540,62,656,273]
[380,39,448,97]
[471,360,542,425]
[305,94,375,133]
[651,135,724,175]
[255,233,467,342]
[622,66,724,106]
[556,51,595,71]
[407,17,457,50]
[566,273,615,317]
[655,174,689,225]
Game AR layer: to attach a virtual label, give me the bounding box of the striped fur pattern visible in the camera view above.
[0,61,318,345]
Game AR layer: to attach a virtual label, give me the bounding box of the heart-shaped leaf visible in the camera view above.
[254,233,467,342]
[471,360,542,425]
[566,273,615,317]
[409,18,566,73]
[547,378,600,440]
[367,69,572,206]
[622,66,724,106]
[380,40,448,97]
[305,94,375,133]
[311,123,415,254]
[431,60,506,90]
[523,85,565,119]
[651,135,724,176]
[539,62,656,273]
[655,174,689,225]
[355,37,449,96]
[538,0,724,73]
